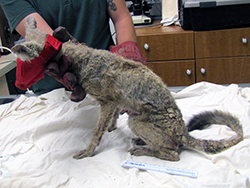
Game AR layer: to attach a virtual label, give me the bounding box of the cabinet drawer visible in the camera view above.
[196,57,250,84]
[147,60,195,86]
[195,28,250,58]
[136,26,194,61]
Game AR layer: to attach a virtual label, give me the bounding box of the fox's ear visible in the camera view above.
[11,44,39,61]
[11,44,27,54]
[25,16,37,31]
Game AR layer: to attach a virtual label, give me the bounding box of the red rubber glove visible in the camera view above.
[45,27,86,102]
[110,41,147,65]
[45,54,86,102]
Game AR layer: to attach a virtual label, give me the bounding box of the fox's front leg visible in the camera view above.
[73,102,119,159]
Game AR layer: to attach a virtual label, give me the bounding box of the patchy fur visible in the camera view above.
[11,17,243,161]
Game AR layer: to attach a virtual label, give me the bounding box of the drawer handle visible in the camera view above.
[242,38,248,44]
[143,43,150,51]
[200,68,206,74]
[186,69,192,76]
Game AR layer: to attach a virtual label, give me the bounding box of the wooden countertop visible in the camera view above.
[135,25,193,36]
[0,53,17,77]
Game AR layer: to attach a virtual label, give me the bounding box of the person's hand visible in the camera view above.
[45,27,86,102]
[110,41,147,65]
[45,54,86,102]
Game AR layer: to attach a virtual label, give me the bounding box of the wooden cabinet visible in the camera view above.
[195,28,250,84]
[196,57,250,84]
[136,26,194,61]
[135,26,250,86]
[136,26,195,86]
[195,28,250,58]
[147,60,195,86]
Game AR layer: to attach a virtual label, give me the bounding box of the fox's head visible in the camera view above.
[11,16,48,61]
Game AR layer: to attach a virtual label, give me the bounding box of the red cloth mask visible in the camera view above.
[15,34,62,90]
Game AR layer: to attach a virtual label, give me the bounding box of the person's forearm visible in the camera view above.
[108,0,137,45]
[15,12,53,37]
[114,15,137,45]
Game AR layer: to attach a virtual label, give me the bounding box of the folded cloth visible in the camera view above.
[162,0,178,20]
[15,34,62,90]
[161,14,180,26]
[161,0,180,26]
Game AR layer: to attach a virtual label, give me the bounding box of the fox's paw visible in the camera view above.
[73,150,94,159]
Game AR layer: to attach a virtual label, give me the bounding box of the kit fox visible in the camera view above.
[11,17,243,161]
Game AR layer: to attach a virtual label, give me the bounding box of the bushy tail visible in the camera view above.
[183,110,243,154]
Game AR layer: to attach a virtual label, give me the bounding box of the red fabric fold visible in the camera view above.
[15,34,62,90]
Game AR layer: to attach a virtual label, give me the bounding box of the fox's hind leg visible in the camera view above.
[129,147,179,161]
[128,114,180,161]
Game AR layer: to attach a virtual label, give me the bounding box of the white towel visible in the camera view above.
[161,0,179,26]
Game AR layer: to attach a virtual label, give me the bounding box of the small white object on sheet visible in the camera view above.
[0,82,250,188]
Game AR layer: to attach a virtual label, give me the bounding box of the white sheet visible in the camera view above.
[0,82,249,188]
